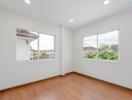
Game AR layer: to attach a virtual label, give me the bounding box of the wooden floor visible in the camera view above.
[0,73,132,100]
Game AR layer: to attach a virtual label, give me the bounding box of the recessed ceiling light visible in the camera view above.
[104,0,110,5]
[69,19,74,23]
[25,0,31,4]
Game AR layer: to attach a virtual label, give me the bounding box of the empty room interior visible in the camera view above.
[0,0,132,100]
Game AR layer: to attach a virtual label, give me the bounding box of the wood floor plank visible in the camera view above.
[0,73,132,100]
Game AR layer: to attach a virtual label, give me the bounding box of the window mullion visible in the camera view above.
[97,33,99,60]
[38,33,40,60]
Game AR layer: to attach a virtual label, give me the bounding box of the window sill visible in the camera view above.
[82,58,120,64]
[16,58,56,63]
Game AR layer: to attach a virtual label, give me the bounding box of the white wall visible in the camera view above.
[0,9,73,90]
[74,11,132,89]
[61,27,74,75]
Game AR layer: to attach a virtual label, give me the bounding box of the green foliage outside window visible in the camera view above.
[84,50,97,59]
[84,44,118,60]
[31,50,54,60]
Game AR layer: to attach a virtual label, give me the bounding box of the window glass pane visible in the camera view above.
[16,28,39,61]
[98,30,119,60]
[83,35,97,59]
[39,34,55,59]
[30,32,39,60]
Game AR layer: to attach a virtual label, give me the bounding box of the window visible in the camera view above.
[16,28,55,61]
[83,35,97,59]
[83,30,119,61]
[98,30,118,60]
[39,34,55,59]
[30,32,39,60]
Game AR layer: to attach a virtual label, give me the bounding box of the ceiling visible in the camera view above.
[0,0,131,29]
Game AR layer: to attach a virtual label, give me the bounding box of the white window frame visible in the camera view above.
[82,29,120,62]
[16,28,56,62]
[33,33,56,61]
